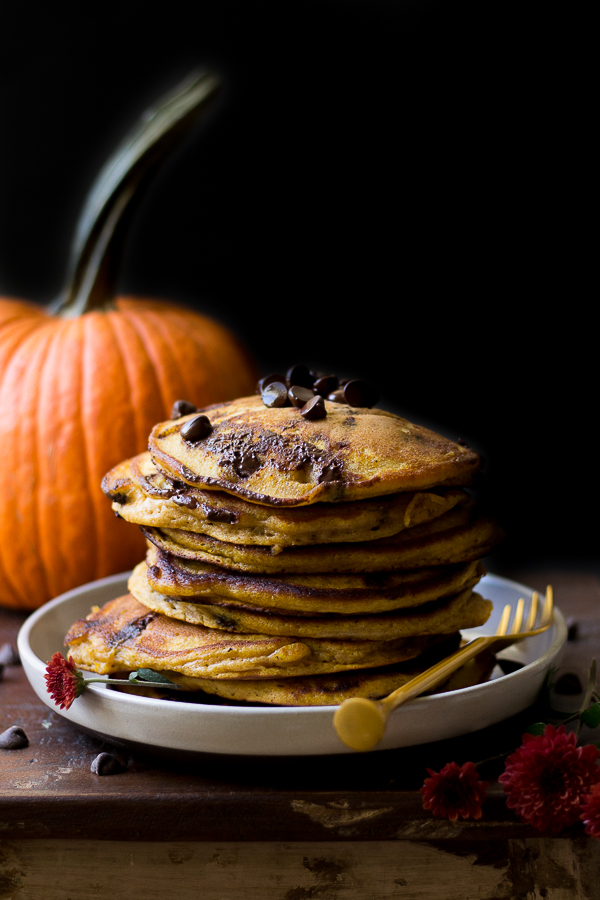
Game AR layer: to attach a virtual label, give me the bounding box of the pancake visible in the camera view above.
[142,550,485,614]
[148,394,481,505]
[103,452,469,546]
[129,564,492,640]
[141,502,503,575]
[121,635,465,706]
[65,594,455,679]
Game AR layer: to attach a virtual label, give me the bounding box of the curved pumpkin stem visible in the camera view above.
[51,71,221,318]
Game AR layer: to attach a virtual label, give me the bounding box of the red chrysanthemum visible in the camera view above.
[420,761,488,821]
[581,781,600,839]
[44,652,87,710]
[499,724,600,834]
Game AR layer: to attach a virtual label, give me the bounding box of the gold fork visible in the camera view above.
[333,585,554,752]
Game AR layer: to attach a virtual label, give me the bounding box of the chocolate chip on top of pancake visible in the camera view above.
[65,367,502,707]
[148,394,481,506]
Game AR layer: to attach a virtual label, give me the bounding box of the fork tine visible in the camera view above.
[525,591,539,631]
[540,585,554,628]
[496,603,512,636]
[510,597,525,634]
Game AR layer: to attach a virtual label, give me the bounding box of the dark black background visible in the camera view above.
[0,1,593,572]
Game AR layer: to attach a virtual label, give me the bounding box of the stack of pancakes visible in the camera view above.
[65,385,503,706]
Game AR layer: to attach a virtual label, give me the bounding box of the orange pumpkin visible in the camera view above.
[0,74,256,610]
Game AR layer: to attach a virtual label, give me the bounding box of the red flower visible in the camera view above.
[420,761,488,821]
[581,782,600,839]
[499,724,600,834]
[44,652,87,710]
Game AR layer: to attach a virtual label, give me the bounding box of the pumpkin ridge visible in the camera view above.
[0,300,46,332]
[138,307,210,405]
[105,310,148,463]
[45,318,95,598]
[35,319,73,600]
[81,314,102,580]
[117,306,177,419]
[164,305,252,401]
[171,310,229,400]
[111,305,166,436]
[133,307,195,408]
[0,313,45,344]
[0,317,49,388]
[13,323,56,604]
[88,312,148,577]
[0,328,35,606]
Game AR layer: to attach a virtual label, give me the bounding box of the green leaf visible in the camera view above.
[525,722,547,736]
[129,668,181,687]
[580,702,600,729]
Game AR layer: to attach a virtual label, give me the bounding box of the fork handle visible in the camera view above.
[380,636,495,713]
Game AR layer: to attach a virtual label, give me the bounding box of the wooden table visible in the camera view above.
[1,565,599,900]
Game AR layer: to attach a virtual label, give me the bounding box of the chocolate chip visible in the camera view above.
[286,364,313,390]
[343,380,379,408]
[257,373,286,393]
[313,374,338,396]
[0,664,4,682]
[90,752,126,775]
[232,450,261,478]
[0,643,19,667]
[261,382,289,408]
[566,618,579,641]
[172,494,198,509]
[203,506,239,524]
[108,492,128,505]
[301,395,326,420]
[317,460,344,483]
[171,399,197,419]
[0,726,29,750]
[554,672,583,695]
[148,565,162,580]
[180,414,212,442]
[288,385,315,408]
[327,389,346,403]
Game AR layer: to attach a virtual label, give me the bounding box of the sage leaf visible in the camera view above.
[129,668,181,688]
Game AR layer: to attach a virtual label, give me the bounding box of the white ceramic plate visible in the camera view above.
[18,572,566,756]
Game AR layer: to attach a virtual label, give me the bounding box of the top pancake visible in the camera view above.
[148,395,481,506]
